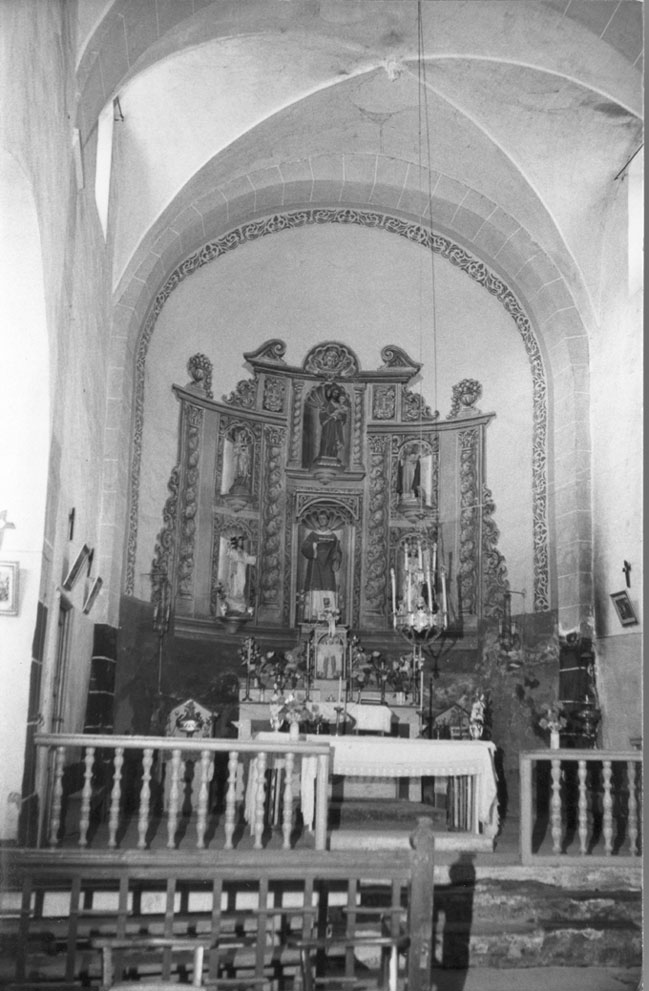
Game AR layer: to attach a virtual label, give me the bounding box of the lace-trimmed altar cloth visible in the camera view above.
[250,733,499,837]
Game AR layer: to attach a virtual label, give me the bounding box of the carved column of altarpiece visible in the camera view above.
[151,341,502,640]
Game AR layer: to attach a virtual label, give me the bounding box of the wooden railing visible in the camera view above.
[34,732,331,852]
[9,819,436,991]
[519,749,642,865]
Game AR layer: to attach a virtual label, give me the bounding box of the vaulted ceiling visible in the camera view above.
[76,1,642,339]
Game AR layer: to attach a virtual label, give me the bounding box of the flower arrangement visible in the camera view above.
[269,693,314,730]
[262,649,305,693]
[388,654,417,695]
[537,701,567,734]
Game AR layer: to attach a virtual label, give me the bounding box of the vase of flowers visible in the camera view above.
[538,701,567,748]
[469,692,486,739]
[269,693,313,735]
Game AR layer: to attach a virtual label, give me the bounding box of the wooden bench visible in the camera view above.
[9,819,435,990]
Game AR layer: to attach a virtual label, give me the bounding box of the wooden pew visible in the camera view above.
[8,819,435,990]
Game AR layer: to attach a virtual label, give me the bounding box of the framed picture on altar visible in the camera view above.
[610,590,638,627]
[314,640,344,680]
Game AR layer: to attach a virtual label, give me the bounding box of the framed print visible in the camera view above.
[62,543,91,591]
[83,576,103,615]
[0,561,19,616]
[610,590,638,627]
[314,638,345,679]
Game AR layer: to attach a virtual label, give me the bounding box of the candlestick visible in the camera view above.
[337,676,342,704]
[441,568,448,628]
[426,568,433,615]
[432,542,437,577]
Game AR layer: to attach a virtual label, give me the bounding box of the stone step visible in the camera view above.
[431,878,642,969]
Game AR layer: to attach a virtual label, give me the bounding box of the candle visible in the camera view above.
[418,542,423,568]
[432,542,437,577]
[337,676,342,704]
[390,567,397,625]
[426,568,433,614]
[441,568,448,628]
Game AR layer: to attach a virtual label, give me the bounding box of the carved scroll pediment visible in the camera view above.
[379,345,421,375]
[243,339,288,367]
[303,342,359,379]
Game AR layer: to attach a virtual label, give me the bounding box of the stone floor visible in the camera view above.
[429,966,642,990]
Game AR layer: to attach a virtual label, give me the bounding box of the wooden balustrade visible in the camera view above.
[520,749,642,865]
[34,733,331,852]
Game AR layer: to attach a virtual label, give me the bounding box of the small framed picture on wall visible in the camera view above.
[610,590,638,627]
[0,561,19,616]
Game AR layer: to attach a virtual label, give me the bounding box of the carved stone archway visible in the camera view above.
[125,210,550,616]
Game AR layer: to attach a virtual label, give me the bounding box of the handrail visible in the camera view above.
[34,732,332,852]
[520,749,642,865]
[34,731,332,756]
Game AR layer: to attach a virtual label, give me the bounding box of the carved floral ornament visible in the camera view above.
[128,209,550,611]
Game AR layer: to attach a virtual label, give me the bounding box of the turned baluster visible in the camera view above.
[107,748,124,848]
[577,759,588,855]
[137,747,154,850]
[166,749,182,849]
[196,750,213,849]
[224,750,239,850]
[550,756,563,854]
[282,751,295,849]
[253,751,267,850]
[627,760,638,856]
[602,760,613,855]
[638,766,643,848]
[78,746,95,847]
[48,745,66,847]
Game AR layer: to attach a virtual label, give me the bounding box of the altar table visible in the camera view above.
[248,734,499,837]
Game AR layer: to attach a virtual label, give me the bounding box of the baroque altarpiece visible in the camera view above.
[151,341,508,661]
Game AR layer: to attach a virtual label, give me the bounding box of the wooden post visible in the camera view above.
[627,759,638,856]
[314,753,329,851]
[407,817,435,991]
[519,754,532,865]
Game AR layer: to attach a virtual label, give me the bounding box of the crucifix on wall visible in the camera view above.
[622,560,631,588]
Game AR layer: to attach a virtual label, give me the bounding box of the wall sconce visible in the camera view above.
[62,544,92,591]
[82,577,103,614]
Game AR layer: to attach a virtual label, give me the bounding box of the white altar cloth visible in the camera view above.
[345,703,393,734]
[249,733,499,837]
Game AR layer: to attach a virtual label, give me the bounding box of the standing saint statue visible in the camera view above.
[224,535,256,614]
[397,448,422,502]
[306,382,348,463]
[230,428,251,487]
[301,510,342,621]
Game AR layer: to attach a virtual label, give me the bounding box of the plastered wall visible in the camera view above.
[589,172,643,748]
[0,2,114,840]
